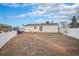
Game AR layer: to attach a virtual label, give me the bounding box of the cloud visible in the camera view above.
[58,4,79,15]
[26,3,79,17]
[59,10,76,15]
[72,3,79,9]
[8,3,21,8]
[34,19,52,23]
[54,15,68,19]
[9,14,26,18]
[47,3,79,15]
[53,15,69,22]
[26,4,53,16]
[3,3,79,16]
[72,4,79,14]
[26,10,45,16]
[1,3,31,8]
[17,14,26,17]
[22,3,58,16]
[7,3,79,22]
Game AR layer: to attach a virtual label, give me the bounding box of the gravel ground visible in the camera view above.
[0,32,79,56]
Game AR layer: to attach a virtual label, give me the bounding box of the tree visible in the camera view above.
[46,21,50,24]
[70,16,79,28]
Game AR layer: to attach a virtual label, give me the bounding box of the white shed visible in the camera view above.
[22,23,59,33]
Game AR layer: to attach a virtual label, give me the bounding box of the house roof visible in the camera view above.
[23,23,58,26]
[0,24,11,27]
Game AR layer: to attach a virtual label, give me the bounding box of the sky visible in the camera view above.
[0,3,79,26]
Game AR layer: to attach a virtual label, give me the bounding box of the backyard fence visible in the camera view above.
[0,31,17,48]
[59,28,79,39]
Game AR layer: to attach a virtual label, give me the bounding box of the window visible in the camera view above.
[39,26,43,31]
[34,26,36,29]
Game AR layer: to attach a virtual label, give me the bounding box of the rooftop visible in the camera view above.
[0,23,11,27]
[23,23,58,26]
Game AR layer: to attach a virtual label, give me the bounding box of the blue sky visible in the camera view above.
[0,3,79,26]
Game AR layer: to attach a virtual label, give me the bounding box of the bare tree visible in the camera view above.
[60,21,68,28]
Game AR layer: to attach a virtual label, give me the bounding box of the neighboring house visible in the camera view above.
[0,24,12,33]
[22,23,59,33]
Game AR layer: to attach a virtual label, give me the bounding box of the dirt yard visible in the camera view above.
[0,32,79,56]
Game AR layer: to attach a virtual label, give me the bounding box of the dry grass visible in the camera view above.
[0,32,79,56]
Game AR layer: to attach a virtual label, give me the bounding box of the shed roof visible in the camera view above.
[23,23,58,26]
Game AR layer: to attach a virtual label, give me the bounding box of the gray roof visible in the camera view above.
[0,24,11,27]
[23,23,58,26]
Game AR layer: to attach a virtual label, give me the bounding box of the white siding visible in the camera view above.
[59,28,79,39]
[0,31,17,48]
[23,26,34,32]
[22,25,58,33]
[42,25,58,33]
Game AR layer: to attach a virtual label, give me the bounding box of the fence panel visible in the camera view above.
[59,28,79,39]
[0,31,17,48]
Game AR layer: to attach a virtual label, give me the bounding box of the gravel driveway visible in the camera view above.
[0,33,79,56]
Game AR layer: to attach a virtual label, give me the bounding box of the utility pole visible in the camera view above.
[4,6,6,32]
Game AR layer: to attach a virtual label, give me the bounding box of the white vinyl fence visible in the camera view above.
[0,31,17,48]
[59,28,79,39]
